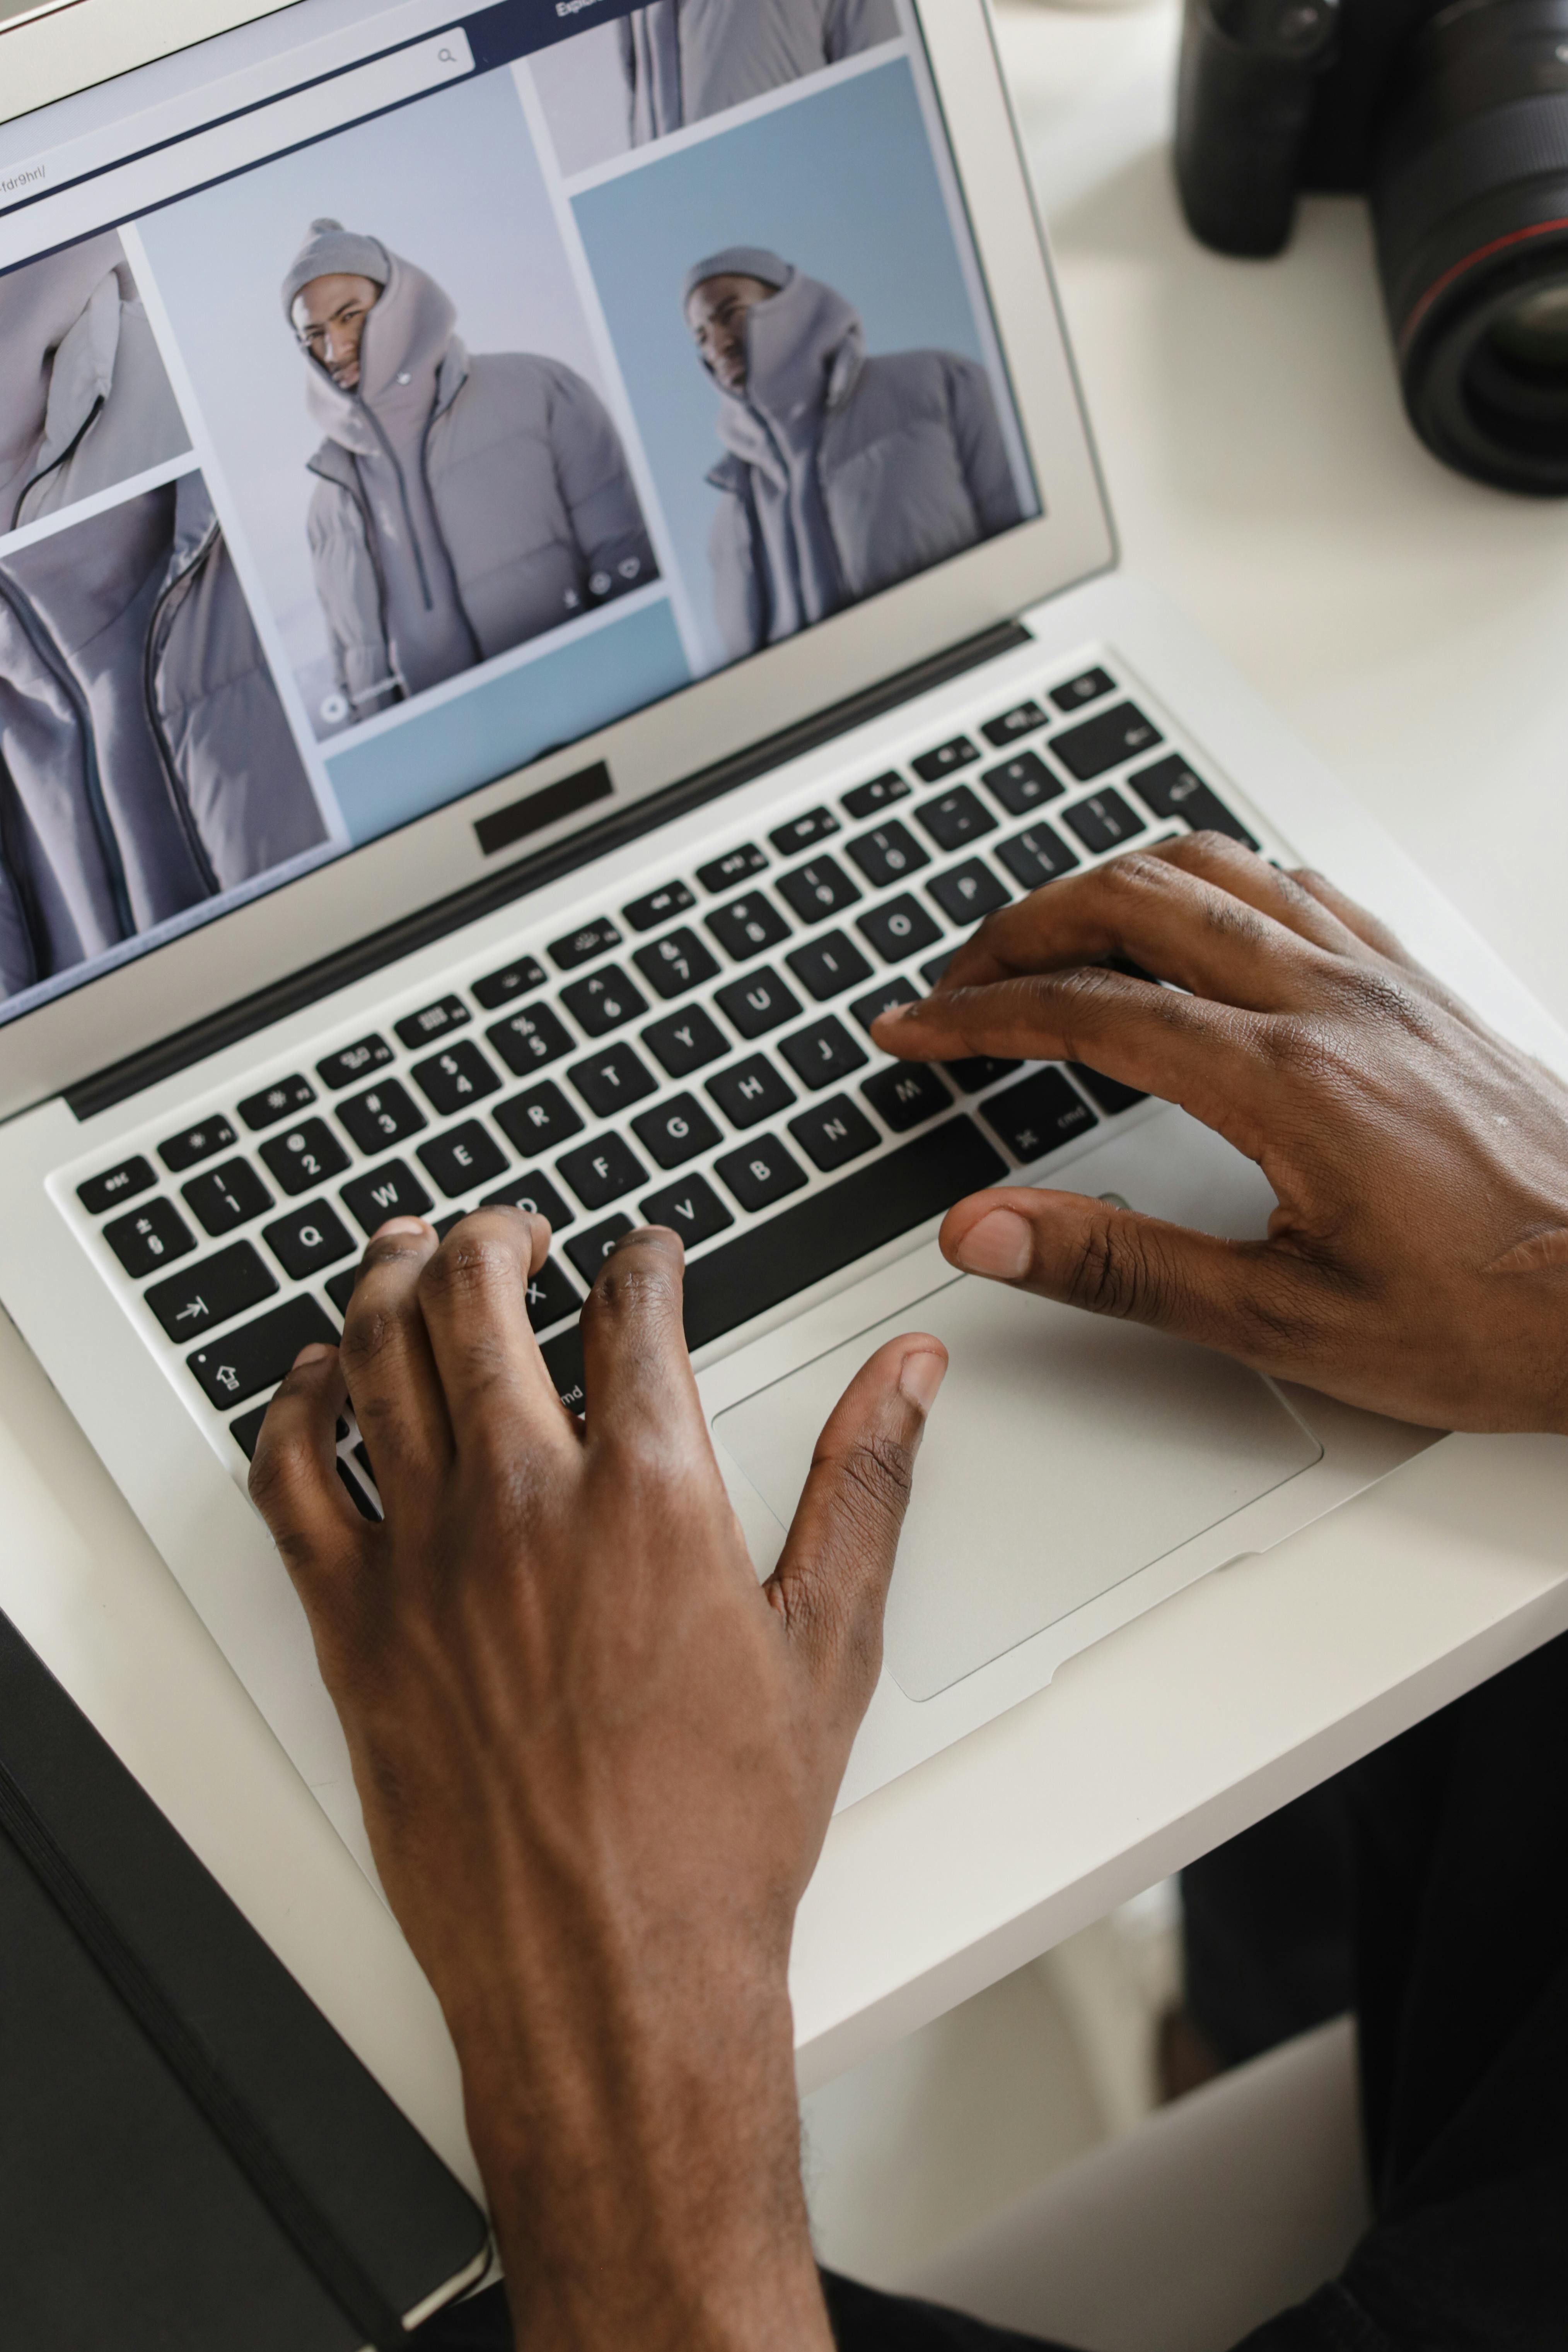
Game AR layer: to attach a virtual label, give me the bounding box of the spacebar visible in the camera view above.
[682,1116,1007,1355]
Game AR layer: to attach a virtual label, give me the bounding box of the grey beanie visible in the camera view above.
[282,218,390,319]
[681,246,791,308]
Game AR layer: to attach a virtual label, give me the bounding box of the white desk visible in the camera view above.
[2,0,1566,2194]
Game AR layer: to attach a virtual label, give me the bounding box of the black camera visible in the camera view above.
[1176,0,1568,493]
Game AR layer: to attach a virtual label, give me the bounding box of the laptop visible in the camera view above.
[1,0,1560,1880]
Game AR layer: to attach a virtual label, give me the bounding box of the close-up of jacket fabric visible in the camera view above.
[699,258,1025,660]
[0,231,190,536]
[617,0,900,145]
[0,474,326,1002]
[294,245,658,721]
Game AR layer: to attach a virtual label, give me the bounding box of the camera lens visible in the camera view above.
[1373,0,1568,493]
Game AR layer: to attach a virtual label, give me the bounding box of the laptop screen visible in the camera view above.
[0,0,1042,1036]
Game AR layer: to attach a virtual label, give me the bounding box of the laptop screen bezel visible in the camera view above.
[0,0,1116,1122]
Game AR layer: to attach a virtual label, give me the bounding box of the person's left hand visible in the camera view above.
[249,1208,946,2350]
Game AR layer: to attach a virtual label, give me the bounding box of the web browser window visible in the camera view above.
[0,0,1041,1028]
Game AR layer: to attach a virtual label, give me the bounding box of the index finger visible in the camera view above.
[577,1226,711,1460]
[413,1207,578,1457]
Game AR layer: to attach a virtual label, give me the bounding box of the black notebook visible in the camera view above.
[0,1608,490,2349]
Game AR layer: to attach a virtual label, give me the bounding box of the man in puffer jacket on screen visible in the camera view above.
[283,221,657,727]
[684,247,1024,660]
[618,0,901,145]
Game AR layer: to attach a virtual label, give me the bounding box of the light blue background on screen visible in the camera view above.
[573,59,994,674]
[324,601,691,843]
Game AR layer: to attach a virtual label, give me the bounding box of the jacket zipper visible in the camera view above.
[143,523,222,897]
[0,570,134,941]
[360,401,433,611]
[420,405,479,647]
[9,393,105,534]
[0,747,44,990]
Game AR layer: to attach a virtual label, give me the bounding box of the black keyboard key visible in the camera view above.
[1070,1064,1150,1115]
[842,772,910,819]
[570,1043,659,1118]
[776,855,861,926]
[472,956,547,1011]
[183,1158,272,1238]
[715,1134,808,1213]
[78,1157,155,1216]
[863,1064,954,1134]
[481,1169,575,1231]
[632,927,720,1001]
[558,1134,647,1212]
[147,1241,277,1341]
[927,860,1009,927]
[105,1198,197,1277]
[263,1201,355,1282]
[341,1160,433,1235]
[526,1256,582,1332]
[159,1117,237,1174]
[997,823,1079,891]
[682,1118,1006,1351]
[945,1056,1022,1093]
[789,1095,879,1172]
[326,1266,360,1316]
[849,977,919,1030]
[983,700,1047,748]
[623,881,696,933]
[921,951,955,988]
[413,1041,501,1118]
[697,843,768,894]
[187,1295,337,1411]
[641,1173,733,1247]
[418,1121,508,1199]
[317,1034,393,1090]
[541,1323,587,1412]
[983,750,1064,817]
[565,1216,634,1287]
[561,966,647,1038]
[632,1093,722,1171]
[787,930,873,1003]
[980,1069,1098,1162]
[1052,665,1116,714]
[259,1119,351,1198]
[706,1055,796,1130]
[857,894,942,964]
[1054,702,1161,782]
[706,892,790,962]
[771,807,840,855]
[780,1016,868,1093]
[715,967,800,1041]
[913,736,979,784]
[338,1080,426,1154]
[642,1004,729,1078]
[1127,756,1259,848]
[549,919,621,971]
[1061,789,1145,857]
[230,1404,271,1461]
[846,821,928,891]
[394,996,471,1051]
[238,1075,315,1132]
[915,787,996,854]
[487,1002,575,1078]
[495,1081,584,1156]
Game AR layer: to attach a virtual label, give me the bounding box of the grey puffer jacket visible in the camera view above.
[704,267,1024,660]
[301,251,657,719]
[617,0,900,143]
[0,474,325,1002]
[0,232,189,534]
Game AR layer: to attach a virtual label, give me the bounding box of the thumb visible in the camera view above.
[942,1186,1325,1368]
[766,1334,948,1732]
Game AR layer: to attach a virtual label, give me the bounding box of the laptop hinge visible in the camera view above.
[65,618,1032,1122]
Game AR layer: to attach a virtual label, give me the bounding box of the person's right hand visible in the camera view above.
[872,833,1568,1434]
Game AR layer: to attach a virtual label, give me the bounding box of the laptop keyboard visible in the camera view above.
[61,657,1262,1514]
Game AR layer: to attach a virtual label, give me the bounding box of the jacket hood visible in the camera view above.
[0,232,130,490]
[712,267,865,483]
[302,249,461,453]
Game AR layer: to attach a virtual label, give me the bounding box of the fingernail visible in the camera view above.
[292,1343,336,1369]
[898,1349,948,1414]
[372,1217,431,1239]
[954,1208,1033,1281]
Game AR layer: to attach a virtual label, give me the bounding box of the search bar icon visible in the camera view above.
[0,30,474,265]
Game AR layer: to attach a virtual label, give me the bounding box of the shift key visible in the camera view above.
[187,1295,338,1408]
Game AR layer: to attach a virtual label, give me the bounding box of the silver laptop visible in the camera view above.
[1,0,1558,1876]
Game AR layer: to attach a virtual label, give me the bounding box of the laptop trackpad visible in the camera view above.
[713,1276,1322,1701]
